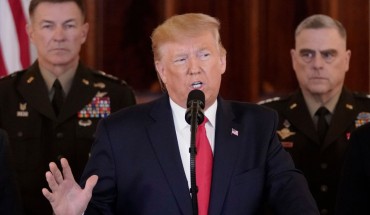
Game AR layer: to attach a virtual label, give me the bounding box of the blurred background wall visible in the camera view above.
[81,0,370,103]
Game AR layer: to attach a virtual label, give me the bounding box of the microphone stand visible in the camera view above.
[189,100,200,215]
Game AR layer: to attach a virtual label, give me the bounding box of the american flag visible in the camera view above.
[231,128,239,136]
[0,0,36,76]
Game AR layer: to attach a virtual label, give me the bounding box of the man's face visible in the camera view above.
[27,2,88,70]
[291,28,351,99]
[155,31,226,109]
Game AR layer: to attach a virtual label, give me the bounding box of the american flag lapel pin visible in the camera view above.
[231,128,239,136]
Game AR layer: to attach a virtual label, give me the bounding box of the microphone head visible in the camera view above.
[185,90,205,125]
[186,89,205,109]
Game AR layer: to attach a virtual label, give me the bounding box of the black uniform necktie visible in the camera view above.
[315,106,329,144]
[52,79,64,116]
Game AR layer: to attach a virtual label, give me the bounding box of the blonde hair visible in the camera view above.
[151,13,226,61]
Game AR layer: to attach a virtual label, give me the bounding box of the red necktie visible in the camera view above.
[196,117,213,215]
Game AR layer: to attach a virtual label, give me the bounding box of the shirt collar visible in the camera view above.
[39,66,76,95]
[169,98,217,130]
[303,90,341,118]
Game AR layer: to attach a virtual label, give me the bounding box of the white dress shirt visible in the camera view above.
[169,98,217,189]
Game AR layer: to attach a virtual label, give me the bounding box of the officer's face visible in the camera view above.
[27,2,89,75]
[155,31,226,110]
[291,28,351,100]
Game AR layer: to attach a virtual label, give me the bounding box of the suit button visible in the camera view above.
[320,185,328,192]
[17,131,23,137]
[320,163,328,169]
[56,132,64,138]
[320,209,328,214]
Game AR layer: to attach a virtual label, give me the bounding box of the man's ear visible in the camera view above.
[81,23,89,44]
[155,61,167,84]
[26,24,34,44]
[220,54,226,75]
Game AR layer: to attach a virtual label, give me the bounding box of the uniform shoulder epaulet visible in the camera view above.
[0,70,25,81]
[353,91,370,100]
[257,96,283,105]
[94,70,128,85]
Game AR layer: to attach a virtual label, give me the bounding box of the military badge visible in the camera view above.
[94,82,106,89]
[78,119,92,127]
[78,93,111,118]
[277,120,296,140]
[16,103,29,117]
[281,141,294,148]
[355,112,370,128]
[346,132,351,140]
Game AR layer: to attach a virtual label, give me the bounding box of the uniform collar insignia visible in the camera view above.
[289,103,297,109]
[345,104,353,110]
[27,76,34,84]
[82,79,89,85]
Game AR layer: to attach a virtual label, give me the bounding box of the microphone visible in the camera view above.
[185,89,205,125]
[185,89,205,214]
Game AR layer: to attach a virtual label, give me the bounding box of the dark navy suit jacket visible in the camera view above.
[81,94,319,215]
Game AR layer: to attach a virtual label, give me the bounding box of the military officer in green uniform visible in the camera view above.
[260,14,370,215]
[0,0,136,214]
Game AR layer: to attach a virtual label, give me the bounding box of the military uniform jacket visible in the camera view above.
[261,88,370,215]
[0,61,136,215]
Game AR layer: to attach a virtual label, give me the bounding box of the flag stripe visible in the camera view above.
[8,0,30,68]
[0,44,7,77]
[0,0,34,75]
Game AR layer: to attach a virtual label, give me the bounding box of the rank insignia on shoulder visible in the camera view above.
[16,103,29,117]
[257,97,281,105]
[78,96,111,118]
[355,112,370,128]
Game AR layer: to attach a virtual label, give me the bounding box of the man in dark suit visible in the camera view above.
[0,129,23,215]
[260,14,370,215]
[0,0,136,214]
[335,122,370,215]
[42,13,319,215]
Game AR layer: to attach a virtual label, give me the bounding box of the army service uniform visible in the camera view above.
[0,61,136,215]
[260,88,370,215]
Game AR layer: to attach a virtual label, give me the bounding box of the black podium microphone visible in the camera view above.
[185,89,205,125]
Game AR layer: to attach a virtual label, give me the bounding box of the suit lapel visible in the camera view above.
[17,63,56,120]
[322,89,357,150]
[57,64,97,123]
[209,99,240,215]
[147,95,193,215]
[283,92,320,144]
